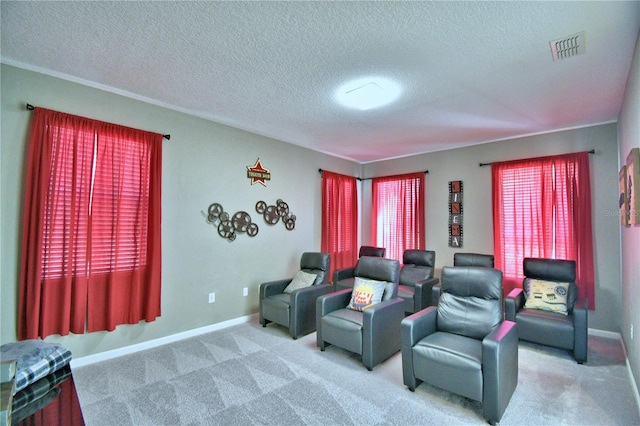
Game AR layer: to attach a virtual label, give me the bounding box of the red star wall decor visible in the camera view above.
[247,158,271,186]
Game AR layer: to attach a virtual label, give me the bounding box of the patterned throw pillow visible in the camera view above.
[346,277,387,311]
[283,270,318,293]
[524,279,569,315]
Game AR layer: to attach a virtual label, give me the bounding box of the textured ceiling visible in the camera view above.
[2,1,639,163]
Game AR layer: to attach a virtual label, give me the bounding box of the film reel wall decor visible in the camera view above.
[256,199,296,230]
[206,203,258,242]
[206,198,296,242]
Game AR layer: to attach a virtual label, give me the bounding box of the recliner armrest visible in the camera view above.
[482,320,519,424]
[413,277,440,312]
[291,283,333,306]
[333,267,355,283]
[316,288,352,317]
[572,297,588,364]
[362,297,405,370]
[400,306,437,389]
[431,284,442,307]
[401,306,438,347]
[504,288,524,322]
[289,283,333,339]
[259,279,291,300]
[363,297,405,328]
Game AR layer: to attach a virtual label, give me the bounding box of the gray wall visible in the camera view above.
[361,124,622,333]
[0,60,629,365]
[618,30,640,395]
[0,64,358,358]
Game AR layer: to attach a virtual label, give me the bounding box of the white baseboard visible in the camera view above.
[588,327,620,339]
[615,330,640,421]
[70,313,257,369]
[590,327,640,419]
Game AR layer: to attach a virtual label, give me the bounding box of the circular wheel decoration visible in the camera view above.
[284,218,296,230]
[255,201,267,214]
[207,203,224,223]
[232,211,252,233]
[247,222,259,237]
[217,220,235,239]
[276,199,289,217]
[264,205,280,224]
[207,198,296,240]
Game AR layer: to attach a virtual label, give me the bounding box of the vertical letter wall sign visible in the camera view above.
[449,181,463,247]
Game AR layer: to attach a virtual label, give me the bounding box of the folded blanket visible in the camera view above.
[0,340,72,393]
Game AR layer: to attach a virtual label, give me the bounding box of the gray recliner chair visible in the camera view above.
[397,250,439,314]
[259,252,331,339]
[317,256,403,370]
[505,258,588,364]
[333,245,386,291]
[432,252,495,304]
[401,266,518,425]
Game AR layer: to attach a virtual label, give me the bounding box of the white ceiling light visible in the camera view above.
[335,77,401,110]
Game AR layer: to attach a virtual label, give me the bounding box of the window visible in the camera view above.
[19,108,163,339]
[321,171,358,278]
[492,152,595,308]
[371,172,425,262]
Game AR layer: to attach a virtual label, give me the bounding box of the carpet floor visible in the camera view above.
[72,320,640,425]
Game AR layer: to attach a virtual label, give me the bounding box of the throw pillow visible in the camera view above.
[347,277,387,311]
[283,270,317,293]
[524,279,569,315]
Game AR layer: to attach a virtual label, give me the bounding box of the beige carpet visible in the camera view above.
[72,320,639,425]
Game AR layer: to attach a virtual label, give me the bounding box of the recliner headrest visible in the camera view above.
[403,250,435,267]
[440,266,503,299]
[523,258,576,282]
[300,252,331,285]
[354,256,400,300]
[438,266,503,339]
[359,246,386,258]
[453,253,494,268]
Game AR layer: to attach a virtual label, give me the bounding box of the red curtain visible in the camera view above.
[371,172,425,262]
[19,108,162,340]
[321,171,358,278]
[492,152,595,308]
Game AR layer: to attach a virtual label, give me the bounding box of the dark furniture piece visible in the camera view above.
[259,252,331,339]
[358,245,386,258]
[397,249,439,314]
[453,252,495,267]
[505,258,588,364]
[431,252,496,305]
[401,266,518,425]
[333,245,386,291]
[317,256,403,370]
[14,365,84,425]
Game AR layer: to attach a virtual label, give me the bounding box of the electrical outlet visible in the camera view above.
[243,287,248,297]
[208,292,215,303]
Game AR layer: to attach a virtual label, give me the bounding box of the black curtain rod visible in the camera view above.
[318,168,428,181]
[318,169,363,181]
[26,103,170,140]
[478,149,595,167]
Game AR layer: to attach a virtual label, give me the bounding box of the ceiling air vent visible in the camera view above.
[550,31,585,61]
